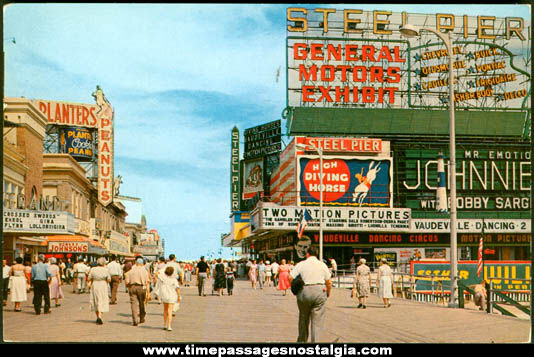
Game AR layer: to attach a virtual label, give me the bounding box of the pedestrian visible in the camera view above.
[74,258,89,294]
[158,266,181,331]
[265,261,272,287]
[88,257,112,325]
[125,257,150,326]
[248,260,258,290]
[377,258,394,308]
[271,260,279,287]
[166,254,184,312]
[330,258,337,278]
[123,258,133,292]
[152,257,167,303]
[195,256,210,297]
[31,254,52,315]
[65,258,74,284]
[58,259,66,283]
[48,257,64,307]
[23,260,32,292]
[226,266,235,295]
[472,280,488,311]
[106,255,123,305]
[257,260,266,289]
[352,258,371,309]
[214,258,226,296]
[277,259,291,296]
[288,246,332,343]
[184,262,192,287]
[2,259,10,306]
[9,257,28,312]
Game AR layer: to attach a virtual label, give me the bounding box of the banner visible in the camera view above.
[48,241,89,253]
[298,156,392,207]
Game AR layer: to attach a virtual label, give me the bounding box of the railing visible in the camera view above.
[335,270,531,317]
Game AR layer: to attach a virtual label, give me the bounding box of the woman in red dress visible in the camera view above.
[277,259,291,296]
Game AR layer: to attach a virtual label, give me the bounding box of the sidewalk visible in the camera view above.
[2,279,530,343]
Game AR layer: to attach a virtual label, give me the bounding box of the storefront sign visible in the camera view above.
[3,209,75,234]
[253,203,410,232]
[133,245,160,256]
[411,219,531,233]
[48,241,89,253]
[244,120,282,160]
[231,127,240,211]
[411,261,531,292]
[298,156,392,207]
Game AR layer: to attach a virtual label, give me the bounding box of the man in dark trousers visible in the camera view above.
[288,246,332,343]
[195,256,210,296]
[31,254,52,315]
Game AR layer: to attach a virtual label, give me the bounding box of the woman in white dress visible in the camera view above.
[88,257,111,325]
[377,258,394,308]
[159,266,181,331]
[48,257,64,307]
[10,257,29,312]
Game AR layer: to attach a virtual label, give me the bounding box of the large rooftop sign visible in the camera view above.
[286,8,530,111]
[32,86,114,206]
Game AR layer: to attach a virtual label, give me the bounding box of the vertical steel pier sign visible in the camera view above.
[231,127,240,211]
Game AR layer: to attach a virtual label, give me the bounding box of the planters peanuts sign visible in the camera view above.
[298,156,392,207]
[61,127,94,161]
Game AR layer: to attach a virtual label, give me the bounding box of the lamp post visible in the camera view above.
[400,24,459,307]
[296,141,324,262]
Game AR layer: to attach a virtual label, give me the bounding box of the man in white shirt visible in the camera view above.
[2,260,11,306]
[107,255,123,304]
[289,246,332,343]
[271,260,279,287]
[329,258,337,277]
[166,254,183,285]
[74,258,89,293]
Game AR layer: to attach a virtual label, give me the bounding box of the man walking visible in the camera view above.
[125,257,150,326]
[74,258,89,293]
[31,254,52,315]
[166,254,184,286]
[195,256,210,296]
[271,260,279,287]
[289,246,332,343]
[107,255,123,304]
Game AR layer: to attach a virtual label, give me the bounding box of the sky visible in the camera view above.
[3,4,530,261]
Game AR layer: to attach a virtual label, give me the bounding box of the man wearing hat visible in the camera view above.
[31,254,52,315]
[288,246,332,343]
[124,257,150,326]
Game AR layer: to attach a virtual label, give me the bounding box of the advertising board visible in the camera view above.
[253,203,410,232]
[298,156,392,207]
[33,86,114,206]
[286,9,530,111]
[60,127,94,161]
[243,120,282,160]
[399,145,531,211]
[243,159,264,200]
[231,127,240,211]
[411,260,531,292]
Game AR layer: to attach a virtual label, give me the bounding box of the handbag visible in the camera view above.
[291,274,304,296]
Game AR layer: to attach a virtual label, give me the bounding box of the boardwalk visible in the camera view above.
[2,279,530,343]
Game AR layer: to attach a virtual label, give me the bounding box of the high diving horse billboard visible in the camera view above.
[298,156,393,207]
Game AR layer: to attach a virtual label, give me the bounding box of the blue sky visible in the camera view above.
[3,4,530,260]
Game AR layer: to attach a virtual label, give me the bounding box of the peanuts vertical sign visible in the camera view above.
[93,86,114,206]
